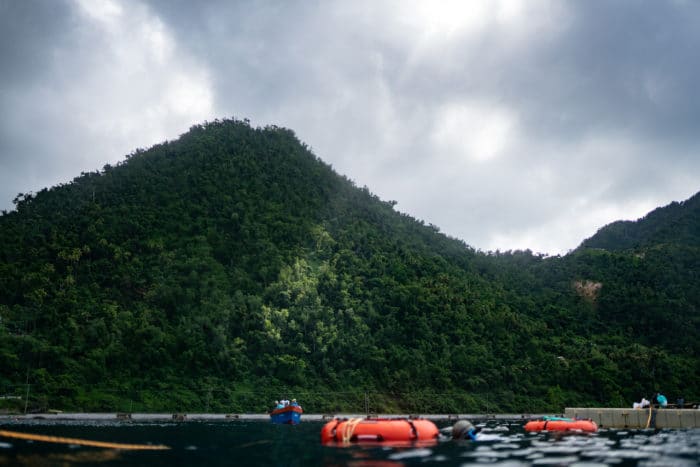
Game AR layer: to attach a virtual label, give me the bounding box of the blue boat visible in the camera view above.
[270,405,303,424]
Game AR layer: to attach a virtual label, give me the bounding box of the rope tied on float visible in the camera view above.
[341,418,363,444]
[0,429,170,450]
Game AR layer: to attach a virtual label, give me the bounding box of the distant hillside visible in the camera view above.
[0,119,697,414]
[579,192,700,251]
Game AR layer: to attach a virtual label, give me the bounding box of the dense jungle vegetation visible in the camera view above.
[0,119,698,414]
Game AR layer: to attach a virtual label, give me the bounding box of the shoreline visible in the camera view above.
[2,408,698,428]
[0,412,548,422]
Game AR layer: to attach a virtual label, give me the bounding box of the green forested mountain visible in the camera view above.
[0,119,697,413]
[580,192,700,251]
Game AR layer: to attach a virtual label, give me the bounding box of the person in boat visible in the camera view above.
[290,399,299,407]
[275,400,284,409]
[448,420,481,441]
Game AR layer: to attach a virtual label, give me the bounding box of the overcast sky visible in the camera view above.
[1,0,699,254]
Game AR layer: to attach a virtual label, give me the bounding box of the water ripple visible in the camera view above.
[0,417,698,465]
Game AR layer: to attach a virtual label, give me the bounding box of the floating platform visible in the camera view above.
[564,408,700,429]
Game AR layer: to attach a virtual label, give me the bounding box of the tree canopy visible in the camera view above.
[0,118,697,413]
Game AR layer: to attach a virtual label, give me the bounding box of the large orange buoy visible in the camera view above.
[321,418,439,445]
[524,418,598,433]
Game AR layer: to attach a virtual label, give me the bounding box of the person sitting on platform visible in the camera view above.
[654,393,668,408]
[634,397,650,409]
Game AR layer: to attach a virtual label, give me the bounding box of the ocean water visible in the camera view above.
[0,418,698,466]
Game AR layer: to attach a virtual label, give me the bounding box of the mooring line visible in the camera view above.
[0,429,170,450]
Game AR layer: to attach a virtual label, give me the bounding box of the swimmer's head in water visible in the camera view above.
[452,420,479,440]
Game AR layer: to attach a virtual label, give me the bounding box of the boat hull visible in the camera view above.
[270,406,303,424]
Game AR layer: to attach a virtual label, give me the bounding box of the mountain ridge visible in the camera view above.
[579,191,700,252]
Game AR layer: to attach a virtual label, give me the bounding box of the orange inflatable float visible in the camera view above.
[321,417,440,445]
[524,417,598,433]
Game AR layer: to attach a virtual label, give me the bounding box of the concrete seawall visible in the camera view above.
[565,407,700,429]
[0,412,547,422]
[3,410,698,428]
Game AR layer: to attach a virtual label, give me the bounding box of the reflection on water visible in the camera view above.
[0,449,123,466]
[0,418,698,466]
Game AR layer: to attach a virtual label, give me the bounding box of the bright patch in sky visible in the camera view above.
[432,101,516,163]
[74,0,123,23]
[406,0,528,37]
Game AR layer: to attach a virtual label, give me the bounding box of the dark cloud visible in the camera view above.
[0,0,77,207]
[1,0,699,252]
[528,1,700,143]
[0,1,74,86]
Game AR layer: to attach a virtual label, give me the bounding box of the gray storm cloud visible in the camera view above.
[1,0,699,254]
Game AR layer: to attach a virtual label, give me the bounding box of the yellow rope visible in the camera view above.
[645,404,652,429]
[0,429,170,450]
[341,418,363,444]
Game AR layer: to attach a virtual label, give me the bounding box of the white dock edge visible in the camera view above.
[564,407,700,429]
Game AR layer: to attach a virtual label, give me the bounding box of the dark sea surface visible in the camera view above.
[1,418,699,466]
